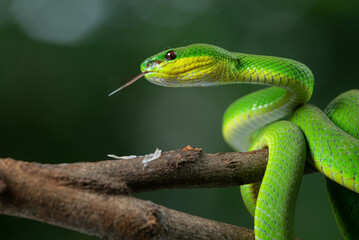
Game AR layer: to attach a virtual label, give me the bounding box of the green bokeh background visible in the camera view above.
[0,0,358,239]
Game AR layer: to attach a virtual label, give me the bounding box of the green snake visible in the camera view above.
[110,44,359,239]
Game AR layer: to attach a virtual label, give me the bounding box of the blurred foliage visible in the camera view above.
[0,0,358,239]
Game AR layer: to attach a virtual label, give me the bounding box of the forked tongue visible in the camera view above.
[108,72,148,96]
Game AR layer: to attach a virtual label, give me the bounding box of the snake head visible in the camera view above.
[108,44,237,96]
[140,43,236,87]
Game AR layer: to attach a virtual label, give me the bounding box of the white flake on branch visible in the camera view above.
[108,148,162,167]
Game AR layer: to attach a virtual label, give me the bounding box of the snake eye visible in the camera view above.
[166,50,177,60]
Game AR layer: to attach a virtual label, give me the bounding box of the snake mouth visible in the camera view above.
[108,71,150,96]
[143,71,183,87]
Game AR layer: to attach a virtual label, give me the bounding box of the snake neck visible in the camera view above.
[229,53,314,103]
[222,53,314,151]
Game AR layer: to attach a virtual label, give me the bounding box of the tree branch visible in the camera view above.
[0,146,316,239]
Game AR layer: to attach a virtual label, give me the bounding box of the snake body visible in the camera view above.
[135,44,359,239]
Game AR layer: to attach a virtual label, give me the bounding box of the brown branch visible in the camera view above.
[0,146,316,239]
[48,146,271,193]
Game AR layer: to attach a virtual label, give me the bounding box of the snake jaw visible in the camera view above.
[143,72,183,87]
[141,58,222,87]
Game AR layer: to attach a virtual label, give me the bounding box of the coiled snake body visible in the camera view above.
[112,44,359,239]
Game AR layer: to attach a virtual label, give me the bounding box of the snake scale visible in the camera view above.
[111,44,359,239]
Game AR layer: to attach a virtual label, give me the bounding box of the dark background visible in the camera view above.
[0,0,358,239]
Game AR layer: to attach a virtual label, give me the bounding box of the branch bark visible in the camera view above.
[0,146,316,239]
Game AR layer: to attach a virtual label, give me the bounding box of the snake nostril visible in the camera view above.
[146,60,162,68]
